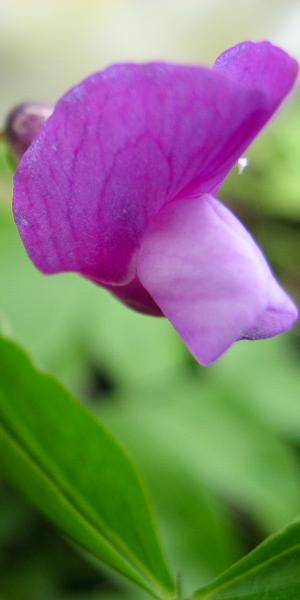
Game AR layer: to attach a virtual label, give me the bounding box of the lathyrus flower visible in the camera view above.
[13,41,299,365]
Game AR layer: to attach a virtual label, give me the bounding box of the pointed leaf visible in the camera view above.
[194,518,300,599]
[0,336,175,600]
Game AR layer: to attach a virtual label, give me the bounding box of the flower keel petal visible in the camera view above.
[137,195,296,365]
[244,277,298,340]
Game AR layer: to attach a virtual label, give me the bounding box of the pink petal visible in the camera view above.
[243,277,298,340]
[13,43,298,286]
[137,195,297,365]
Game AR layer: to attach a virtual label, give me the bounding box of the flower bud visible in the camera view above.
[4,102,53,160]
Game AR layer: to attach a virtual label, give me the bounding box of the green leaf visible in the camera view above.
[193,518,300,599]
[0,335,176,600]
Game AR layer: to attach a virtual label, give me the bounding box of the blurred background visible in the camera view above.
[1,1,300,599]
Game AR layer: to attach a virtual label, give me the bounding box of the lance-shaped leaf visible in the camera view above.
[0,335,176,600]
[193,517,300,599]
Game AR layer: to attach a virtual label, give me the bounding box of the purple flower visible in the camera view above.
[13,41,299,365]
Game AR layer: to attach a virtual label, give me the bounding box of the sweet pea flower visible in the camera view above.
[13,41,299,365]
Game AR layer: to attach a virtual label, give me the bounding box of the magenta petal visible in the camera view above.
[13,43,298,286]
[137,195,297,365]
[214,40,299,111]
[98,277,162,316]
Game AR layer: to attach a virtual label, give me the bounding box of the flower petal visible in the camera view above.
[13,43,298,286]
[137,195,297,365]
[98,277,162,317]
[214,40,299,111]
[243,277,298,340]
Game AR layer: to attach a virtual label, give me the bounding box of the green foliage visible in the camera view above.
[194,518,300,599]
[0,336,175,600]
[99,362,300,598]
[2,335,300,600]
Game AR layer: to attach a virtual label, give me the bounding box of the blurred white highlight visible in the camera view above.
[237,157,248,175]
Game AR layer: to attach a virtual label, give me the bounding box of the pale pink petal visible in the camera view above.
[244,277,298,340]
[137,195,297,365]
